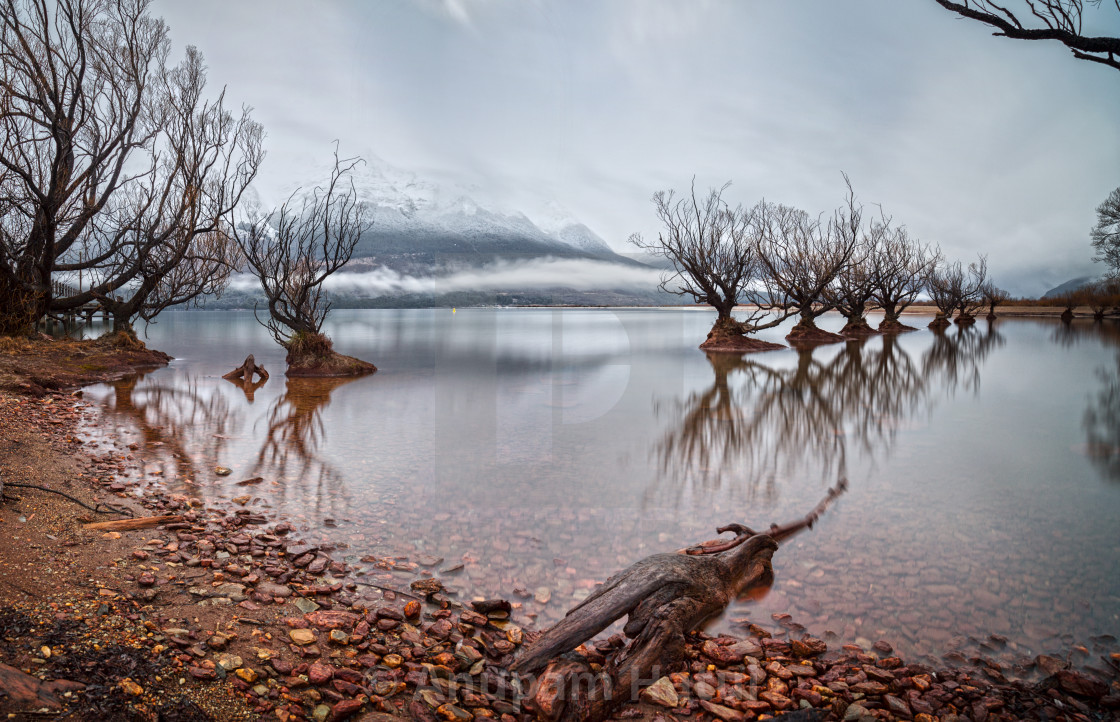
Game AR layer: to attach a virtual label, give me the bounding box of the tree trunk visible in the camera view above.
[511,483,846,722]
[223,354,269,384]
[84,515,182,531]
[516,536,778,722]
[0,274,42,336]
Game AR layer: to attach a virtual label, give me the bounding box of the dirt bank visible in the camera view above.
[0,335,171,397]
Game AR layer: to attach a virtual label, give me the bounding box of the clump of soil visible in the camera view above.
[0,335,170,395]
[838,317,880,337]
[785,317,845,345]
[698,318,784,354]
[928,314,952,331]
[284,332,375,377]
[955,313,978,326]
[877,318,917,333]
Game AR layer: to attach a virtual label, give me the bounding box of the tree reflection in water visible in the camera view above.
[250,376,361,515]
[1056,320,1120,482]
[94,372,237,487]
[652,323,1005,505]
[920,321,1004,398]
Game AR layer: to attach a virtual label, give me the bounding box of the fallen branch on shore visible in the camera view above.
[82,514,182,531]
[510,480,848,722]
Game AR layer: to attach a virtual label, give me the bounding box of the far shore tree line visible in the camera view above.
[631,176,1120,352]
[630,178,986,352]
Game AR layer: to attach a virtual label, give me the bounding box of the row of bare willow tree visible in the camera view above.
[0,0,371,374]
[630,177,1006,351]
[1053,277,1120,321]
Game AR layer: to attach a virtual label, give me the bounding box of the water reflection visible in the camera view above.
[1064,321,1120,482]
[250,377,360,511]
[74,310,1120,667]
[652,327,1004,506]
[94,372,237,486]
[224,374,268,402]
[921,321,1004,397]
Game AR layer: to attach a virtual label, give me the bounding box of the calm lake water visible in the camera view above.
[78,309,1120,670]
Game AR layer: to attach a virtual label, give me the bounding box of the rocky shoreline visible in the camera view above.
[0,344,1117,720]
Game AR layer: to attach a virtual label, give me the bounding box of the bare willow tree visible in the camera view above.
[871,225,941,332]
[0,0,166,333]
[1078,277,1120,319]
[0,0,260,337]
[754,178,862,343]
[72,47,262,336]
[826,216,883,336]
[236,149,375,376]
[981,281,1011,319]
[925,256,989,328]
[628,182,788,353]
[1092,186,1120,275]
[933,0,1120,73]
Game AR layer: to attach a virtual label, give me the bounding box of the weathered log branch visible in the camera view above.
[510,481,847,722]
[83,515,182,531]
[223,354,269,384]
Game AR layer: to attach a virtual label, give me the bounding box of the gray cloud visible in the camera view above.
[153,0,1120,297]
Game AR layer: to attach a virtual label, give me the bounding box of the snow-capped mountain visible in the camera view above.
[287,155,627,268]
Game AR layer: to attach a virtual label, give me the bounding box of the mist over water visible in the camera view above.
[79,309,1120,668]
[225,257,665,297]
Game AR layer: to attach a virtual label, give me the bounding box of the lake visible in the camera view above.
[78,308,1120,672]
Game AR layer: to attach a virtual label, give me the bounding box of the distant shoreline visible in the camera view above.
[184,302,1106,318]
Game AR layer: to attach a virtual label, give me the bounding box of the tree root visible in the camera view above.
[0,475,134,517]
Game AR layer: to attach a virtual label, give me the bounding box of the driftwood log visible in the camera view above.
[510,481,847,722]
[223,354,269,384]
[83,514,182,532]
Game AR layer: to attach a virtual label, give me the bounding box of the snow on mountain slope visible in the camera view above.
[288,154,620,261]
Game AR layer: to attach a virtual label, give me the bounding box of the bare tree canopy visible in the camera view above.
[628,181,758,321]
[629,182,789,352]
[236,147,376,376]
[1,0,166,332]
[826,213,883,336]
[933,0,1120,72]
[926,255,989,327]
[871,223,941,332]
[1091,186,1120,274]
[981,281,1011,318]
[754,176,862,342]
[237,148,369,345]
[0,0,262,335]
[76,46,263,332]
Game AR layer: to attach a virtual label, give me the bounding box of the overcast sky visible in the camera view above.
[152,0,1120,296]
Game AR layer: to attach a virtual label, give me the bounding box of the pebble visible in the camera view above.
[234,667,258,683]
[640,676,679,708]
[289,629,316,646]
